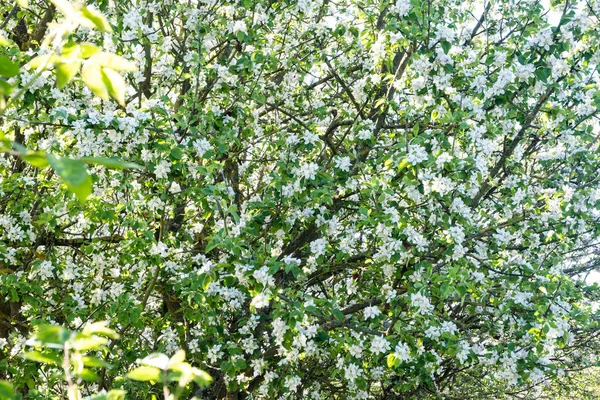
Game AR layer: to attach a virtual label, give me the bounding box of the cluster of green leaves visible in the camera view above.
[0,0,141,202]
[0,323,210,400]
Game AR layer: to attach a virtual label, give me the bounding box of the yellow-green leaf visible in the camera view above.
[0,380,15,400]
[80,6,112,32]
[191,368,212,387]
[28,54,61,70]
[0,56,19,77]
[21,151,49,168]
[89,53,136,71]
[70,334,107,351]
[22,351,62,366]
[81,156,142,170]
[56,61,81,89]
[82,321,120,339]
[126,366,161,382]
[80,43,101,58]
[102,67,126,106]
[50,0,77,20]
[82,62,109,100]
[168,350,186,369]
[46,154,93,202]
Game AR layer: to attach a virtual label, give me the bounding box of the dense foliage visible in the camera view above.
[1,0,600,398]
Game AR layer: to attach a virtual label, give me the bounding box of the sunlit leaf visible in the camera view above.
[82,62,109,100]
[22,351,62,366]
[32,325,71,348]
[28,54,61,70]
[50,0,77,20]
[191,368,212,387]
[0,380,15,400]
[70,334,107,351]
[75,368,99,382]
[102,67,126,106]
[46,154,93,202]
[56,61,81,89]
[82,356,112,368]
[140,353,169,369]
[80,6,112,32]
[82,321,120,339]
[88,53,136,71]
[21,151,49,168]
[168,350,186,369]
[126,366,161,382]
[0,57,19,77]
[81,156,142,170]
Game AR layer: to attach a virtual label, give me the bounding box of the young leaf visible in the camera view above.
[102,67,126,106]
[50,0,77,21]
[70,334,108,351]
[0,57,19,77]
[56,62,81,89]
[82,321,119,339]
[81,156,142,170]
[82,356,112,368]
[0,380,15,400]
[191,368,213,387]
[88,53,136,71]
[140,353,169,369]
[46,154,93,201]
[82,62,109,100]
[21,151,49,168]
[28,54,61,69]
[126,366,162,382]
[22,351,62,366]
[80,6,113,32]
[80,43,101,59]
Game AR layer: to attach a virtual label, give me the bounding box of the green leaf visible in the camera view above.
[16,0,28,8]
[441,40,451,54]
[387,353,397,368]
[102,67,126,106]
[75,368,100,381]
[0,57,19,77]
[82,356,112,368]
[46,154,93,202]
[91,389,126,400]
[89,53,136,71]
[192,368,212,387]
[56,61,81,89]
[22,351,62,366]
[332,308,344,321]
[0,80,12,97]
[126,366,162,382]
[81,156,142,170]
[82,62,109,100]
[82,322,120,339]
[0,380,15,400]
[0,36,10,47]
[51,0,77,20]
[168,350,186,369]
[535,67,551,83]
[70,334,108,351]
[80,6,113,32]
[33,325,71,348]
[140,353,169,369]
[28,54,61,69]
[80,43,101,59]
[21,151,49,168]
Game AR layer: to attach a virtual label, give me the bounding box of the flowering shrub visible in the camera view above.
[1,0,600,398]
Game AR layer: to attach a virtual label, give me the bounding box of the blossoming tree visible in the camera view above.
[1,0,600,398]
